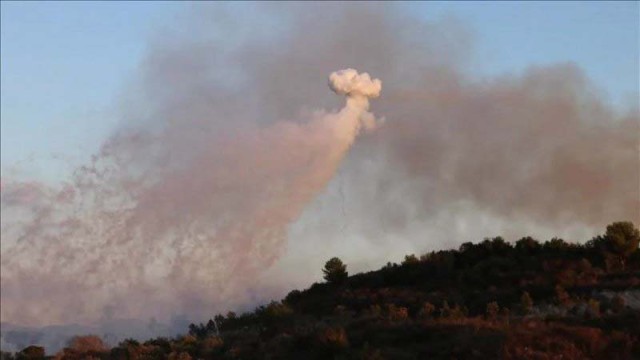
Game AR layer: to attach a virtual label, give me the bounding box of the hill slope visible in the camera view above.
[3,221,640,359]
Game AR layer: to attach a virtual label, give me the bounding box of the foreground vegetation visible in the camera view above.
[3,221,639,359]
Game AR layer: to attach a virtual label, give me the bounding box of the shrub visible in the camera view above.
[284,289,302,305]
[366,304,382,318]
[449,305,467,320]
[168,352,192,360]
[402,254,419,265]
[199,336,223,356]
[386,304,409,321]
[264,301,294,318]
[66,335,108,353]
[521,292,533,314]
[16,346,44,360]
[515,237,541,254]
[418,302,436,320]
[440,300,451,318]
[486,301,500,321]
[316,327,349,350]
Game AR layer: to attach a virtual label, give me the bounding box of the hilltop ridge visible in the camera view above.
[3,221,639,359]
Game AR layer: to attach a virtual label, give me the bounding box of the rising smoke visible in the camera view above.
[1,2,638,334]
[0,67,381,327]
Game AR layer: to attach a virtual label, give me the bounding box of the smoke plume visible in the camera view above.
[0,67,381,326]
[1,2,638,335]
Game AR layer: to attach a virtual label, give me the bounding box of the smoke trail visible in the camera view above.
[0,68,381,326]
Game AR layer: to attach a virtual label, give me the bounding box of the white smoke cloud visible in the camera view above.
[329,68,382,99]
[329,69,382,132]
[0,69,381,327]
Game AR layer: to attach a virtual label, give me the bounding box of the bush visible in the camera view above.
[366,304,382,318]
[385,304,409,321]
[66,335,108,353]
[16,346,44,360]
[168,352,192,360]
[264,301,294,318]
[449,304,468,320]
[402,254,419,265]
[440,300,451,318]
[316,327,349,350]
[284,289,302,305]
[418,302,436,320]
[515,237,541,254]
[521,292,533,314]
[199,336,223,356]
[486,301,500,321]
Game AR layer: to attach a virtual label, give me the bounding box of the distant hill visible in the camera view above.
[0,318,182,354]
[2,221,639,359]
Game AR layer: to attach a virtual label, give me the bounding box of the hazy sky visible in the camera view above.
[1,1,638,181]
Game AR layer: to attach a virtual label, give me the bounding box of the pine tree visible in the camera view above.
[323,257,348,284]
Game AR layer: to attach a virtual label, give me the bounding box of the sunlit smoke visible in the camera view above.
[0,68,381,326]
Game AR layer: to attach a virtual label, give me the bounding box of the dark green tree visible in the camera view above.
[402,254,419,265]
[323,257,348,284]
[544,237,568,251]
[515,236,541,254]
[604,221,640,268]
[16,346,44,360]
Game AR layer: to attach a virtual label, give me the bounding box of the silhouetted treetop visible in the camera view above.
[323,257,348,284]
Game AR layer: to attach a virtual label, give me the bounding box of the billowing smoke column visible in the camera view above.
[0,69,381,327]
[329,69,382,132]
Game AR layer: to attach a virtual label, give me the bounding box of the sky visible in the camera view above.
[1,1,638,182]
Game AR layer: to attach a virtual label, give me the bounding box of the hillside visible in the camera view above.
[3,221,639,360]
